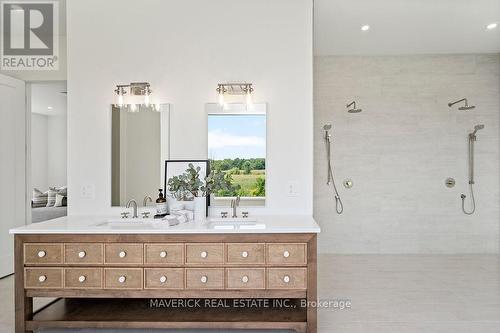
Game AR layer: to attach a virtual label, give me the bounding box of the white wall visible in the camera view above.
[31,114,49,190]
[30,82,68,190]
[0,73,25,276]
[66,0,313,215]
[314,54,500,254]
[47,115,67,187]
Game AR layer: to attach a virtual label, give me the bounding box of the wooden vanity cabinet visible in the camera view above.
[15,233,317,333]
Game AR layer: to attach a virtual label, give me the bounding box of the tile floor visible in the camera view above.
[1,254,499,332]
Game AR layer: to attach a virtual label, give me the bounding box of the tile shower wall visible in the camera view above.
[314,54,500,254]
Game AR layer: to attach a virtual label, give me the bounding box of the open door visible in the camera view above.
[0,73,26,277]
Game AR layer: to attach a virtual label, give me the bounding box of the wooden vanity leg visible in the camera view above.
[306,234,317,333]
[14,236,33,333]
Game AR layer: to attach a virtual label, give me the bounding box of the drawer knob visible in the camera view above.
[283,250,290,258]
[200,251,208,258]
[118,276,126,283]
[283,275,290,283]
[241,251,249,258]
[200,275,208,283]
[37,250,46,258]
[78,275,86,283]
[159,251,168,258]
[241,275,249,283]
[38,275,47,283]
[78,251,86,258]
[159,275,167,283]
[119,251,127,258]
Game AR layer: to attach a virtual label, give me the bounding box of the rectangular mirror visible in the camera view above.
[111,104,170,206]
[207,103,266,207]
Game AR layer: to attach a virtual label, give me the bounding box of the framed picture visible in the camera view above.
[164,160,210,216]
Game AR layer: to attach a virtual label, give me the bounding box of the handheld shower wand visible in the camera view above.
[323,124,344,214]
[461,124,484,215]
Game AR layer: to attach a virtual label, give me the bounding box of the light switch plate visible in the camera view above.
[81,184,95,199]
[287,181,299,197]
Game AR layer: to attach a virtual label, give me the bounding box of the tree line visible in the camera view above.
[210,158,265,172]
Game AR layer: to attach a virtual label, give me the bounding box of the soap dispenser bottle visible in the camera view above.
[155,189,168,218]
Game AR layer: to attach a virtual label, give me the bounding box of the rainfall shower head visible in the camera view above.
[347,101,362,113]
[448,98,475,111]
[472,124,485,135]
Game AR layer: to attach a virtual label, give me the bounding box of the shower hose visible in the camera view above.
[461,134,476,215]
[326,139,344,214]
[461,184,476,215]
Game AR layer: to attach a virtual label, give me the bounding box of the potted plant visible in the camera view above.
[167,163,206,220]
[167,163,241,220]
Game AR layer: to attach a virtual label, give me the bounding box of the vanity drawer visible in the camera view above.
[226,243,265,264]
[24,243,63,265]
[104,268,143,289]
[25,268,63,289]
[266,243,307,265]
[226,268,265,289]
[144,268,184,289]
[64,268,102,289]
[267,268,307,289]
[185,243,224,264]
[144,243,184,265]
[104,243,143,265]
[185,268,224,289]
[64,243,103,264]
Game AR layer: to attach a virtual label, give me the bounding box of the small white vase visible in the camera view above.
[193,197,206,221]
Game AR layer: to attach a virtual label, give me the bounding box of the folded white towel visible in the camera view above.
[171,209,194,223]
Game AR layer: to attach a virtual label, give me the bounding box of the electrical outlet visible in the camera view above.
[287,181,299,197]
[81,184,95,199]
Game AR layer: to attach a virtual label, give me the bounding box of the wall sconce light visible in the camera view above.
[216,83,254,107]
[114,82,153,110]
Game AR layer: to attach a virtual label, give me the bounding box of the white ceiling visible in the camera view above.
[31,82,67,116]
[314,0,500,55]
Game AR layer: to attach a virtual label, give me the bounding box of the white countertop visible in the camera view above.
[9,215,320,234]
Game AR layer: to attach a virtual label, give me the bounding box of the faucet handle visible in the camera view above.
[120,212,130,219]
[221,211,228,218]
[141,212,151,219]
[242,211,249,218]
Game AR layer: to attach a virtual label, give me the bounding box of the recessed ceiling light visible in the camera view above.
[47,106,53,110]
[486,23,497,30]
[361,25,370,31]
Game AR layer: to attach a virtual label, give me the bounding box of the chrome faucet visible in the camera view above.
[126,199,138,218]
[230,196,240,218]
[143,195,153,207]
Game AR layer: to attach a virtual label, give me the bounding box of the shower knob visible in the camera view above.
[343,179,353,189]
[445,178,456,188]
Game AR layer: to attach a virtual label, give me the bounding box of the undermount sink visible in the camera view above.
[208,217,257,223]
[93,219,157,229]
[206,217,265,230]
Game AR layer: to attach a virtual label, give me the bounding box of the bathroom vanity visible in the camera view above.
[11,216,320,333]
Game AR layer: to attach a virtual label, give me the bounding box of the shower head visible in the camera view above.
[448,98,475,111]
[472,124,485,135]
[347,101,362,113]
[323,123,332,142]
